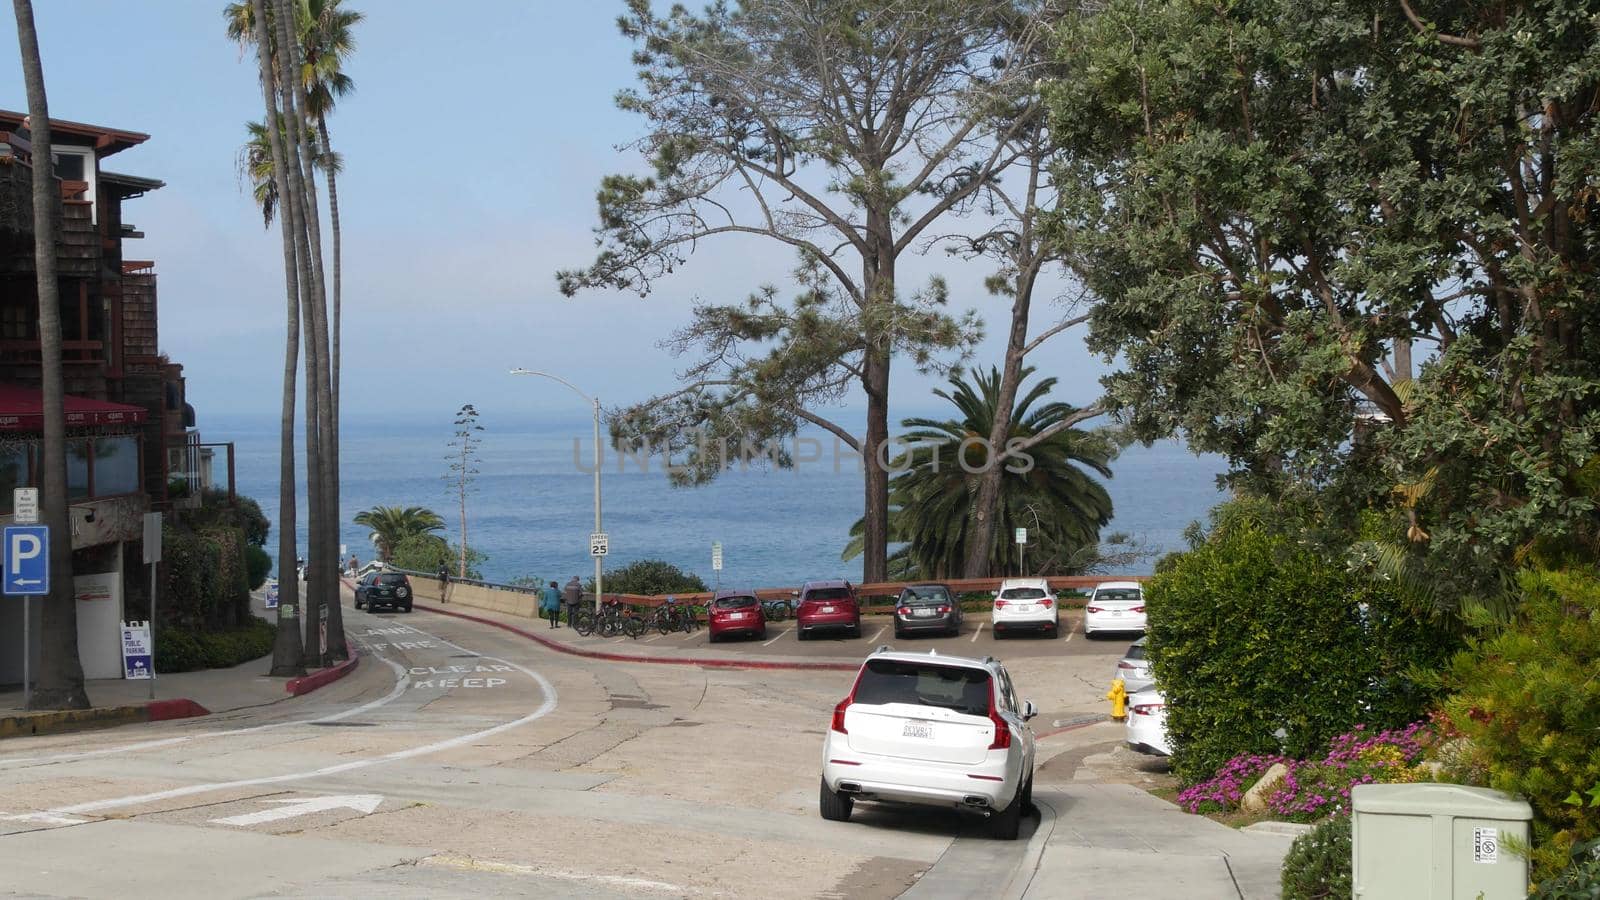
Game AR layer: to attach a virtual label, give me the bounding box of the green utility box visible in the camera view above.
[1352,783,1532,899]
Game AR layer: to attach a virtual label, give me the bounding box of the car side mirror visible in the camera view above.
[1022,700,1037,721]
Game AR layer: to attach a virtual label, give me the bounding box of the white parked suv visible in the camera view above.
[1083,580,1147,637]
[1125,688,1171,756]
[819,647,1038,839]
[991,577,1060,638]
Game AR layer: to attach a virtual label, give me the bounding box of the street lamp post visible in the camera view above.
[510,369,603,612]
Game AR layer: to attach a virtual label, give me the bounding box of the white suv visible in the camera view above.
[991,577,1060,638]
[819,647,1037,839]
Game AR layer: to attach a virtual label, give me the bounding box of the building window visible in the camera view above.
[0,445,30,512]
[92,436,139,496]
[67,441,90,499]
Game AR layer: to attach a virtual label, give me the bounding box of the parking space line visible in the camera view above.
[971,621,985,642]
[640,634,661,643]
[763,625,793,646]
[869,625,886,644]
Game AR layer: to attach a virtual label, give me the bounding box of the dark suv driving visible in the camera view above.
[355,571,413,612]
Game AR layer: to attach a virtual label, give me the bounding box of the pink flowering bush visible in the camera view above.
[1179,721,1432,820]
[1177,753,1290,814]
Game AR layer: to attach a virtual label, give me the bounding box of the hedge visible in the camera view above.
[1148,511,1457,784]
[155,616,275,673]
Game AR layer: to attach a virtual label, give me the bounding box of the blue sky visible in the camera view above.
[3,1,1116,436]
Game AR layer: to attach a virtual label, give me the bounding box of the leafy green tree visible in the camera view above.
[587,559,708,597]
[391,536,484,581]
[353,505,445,562]
[560,0,1064,582]
[1047,0,1600,610]
[844,367,1115,578]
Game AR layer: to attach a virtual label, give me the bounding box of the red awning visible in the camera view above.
[0,383,148,432]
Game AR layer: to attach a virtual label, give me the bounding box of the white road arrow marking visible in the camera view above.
[0,811,88,826]
[210,793,383,827]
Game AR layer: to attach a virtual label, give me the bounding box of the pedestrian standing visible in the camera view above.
[540,580,563,628]
[437,561,450,603]
[562,576,583,627]
[348,554,359,577]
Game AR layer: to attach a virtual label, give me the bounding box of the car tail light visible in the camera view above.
[1117,661,1137,670]
[1039,598,1053,608]
[1131,605,1145,613]
[897,606,911,616]
[987,684,1011,750]
[994,599,1008,608]
[1086,605,1104,613]
[1131,703,1164,717]
[830,698,851,734]
[937,605,951,614]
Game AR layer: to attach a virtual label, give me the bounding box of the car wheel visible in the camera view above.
[797,628,808,642]
[1022,774,1037,815]
[986,789,1023,840]
[354,599,364,610]
[819,777,853,822]
[894,626,904,640]
[403,603,413,613]
[708,632,719,644]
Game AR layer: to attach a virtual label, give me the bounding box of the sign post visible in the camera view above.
[711,542,722,589]
[5,522,49,710]
[1014,527,1028,577]
[143,512,162,700]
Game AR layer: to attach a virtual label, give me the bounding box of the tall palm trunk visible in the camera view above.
[274,0,343,662]
[317,114,345,649]
[249,0,305,675]
[12,0,88,708]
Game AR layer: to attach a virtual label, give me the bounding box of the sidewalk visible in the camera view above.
[1,590,356,738]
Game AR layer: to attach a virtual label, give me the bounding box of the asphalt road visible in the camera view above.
[0,596,1131,899]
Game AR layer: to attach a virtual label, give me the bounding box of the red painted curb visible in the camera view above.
[146,698,211,721]
[284,651,360,696]
[1035,718,1108,741]
[413,602,859,673]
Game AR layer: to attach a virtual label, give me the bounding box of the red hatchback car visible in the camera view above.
[707,590,767,642]
[796,580,861,640]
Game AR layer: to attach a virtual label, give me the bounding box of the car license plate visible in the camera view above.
[821,606,835,613]
[1018,604,1035,613]
[915,609,934,618]
[1112,610,1123,616]
[902,721,933,739]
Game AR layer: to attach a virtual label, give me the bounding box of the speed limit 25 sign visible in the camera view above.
[589,532,610,557]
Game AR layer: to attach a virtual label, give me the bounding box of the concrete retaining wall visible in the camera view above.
[415,576,550,620]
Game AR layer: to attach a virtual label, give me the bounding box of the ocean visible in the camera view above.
[207,413,1229,587]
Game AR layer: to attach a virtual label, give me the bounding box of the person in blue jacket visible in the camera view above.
[540,580,563,628]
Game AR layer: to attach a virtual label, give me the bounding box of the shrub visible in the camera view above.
[392,536,485,579]
[1177,752,1290,815]
[1442,567,1600,883]
[1265,722,1431,821]
[1532,837,1600,900]
[1280,815,1352,900]
[589,559,708,595]
[1148,506,1454,784]
[155,616,275,673]
[245,545,272,591]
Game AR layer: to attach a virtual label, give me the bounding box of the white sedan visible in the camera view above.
[1125,688,1171,756]
[1083,581,1146,637]
[819,647,1037,839]
[990,577,1061,638]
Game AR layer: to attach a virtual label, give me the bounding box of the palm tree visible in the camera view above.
[354,506,447,562]
[844,367,1116,579]
[237,120,277,226]
[241,0,306,675]
[12,0,89,708]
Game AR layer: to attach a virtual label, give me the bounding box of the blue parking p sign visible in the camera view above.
[3,525,49,596]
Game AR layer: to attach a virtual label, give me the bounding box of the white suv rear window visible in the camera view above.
[1000,587,1046,600]
[854,660,991,716]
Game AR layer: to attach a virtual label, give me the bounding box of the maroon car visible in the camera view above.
[796,580,861,640]
[707,590,767,642]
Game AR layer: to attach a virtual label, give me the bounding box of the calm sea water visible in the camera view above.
[206,413,1228,587]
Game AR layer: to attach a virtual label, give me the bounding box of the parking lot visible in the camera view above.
[541,607,1135,662]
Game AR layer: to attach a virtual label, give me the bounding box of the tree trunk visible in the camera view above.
[860,222,893,585]
[317,115,344,644]
[961,265,1037,578]
[13,0,88,709]
[268,0,329,665]
[249,0,306,676]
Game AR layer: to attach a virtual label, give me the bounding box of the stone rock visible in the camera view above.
[1241,762,1289,814]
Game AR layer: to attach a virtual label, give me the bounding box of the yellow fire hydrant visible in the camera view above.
[1106,677,1128,721]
